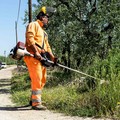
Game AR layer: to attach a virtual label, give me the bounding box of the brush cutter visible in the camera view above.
[9,41,101,80]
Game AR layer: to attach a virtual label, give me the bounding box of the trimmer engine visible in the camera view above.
[9,41,33,60]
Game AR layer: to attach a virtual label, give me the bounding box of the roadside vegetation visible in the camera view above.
[0,56,16,65]
[10,0,120,119]
[11,48,120,119]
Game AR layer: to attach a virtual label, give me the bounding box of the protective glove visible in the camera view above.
[53,57,58,65]
[52,57,58,67]
[40,58,50,67]
[34,52,43,60]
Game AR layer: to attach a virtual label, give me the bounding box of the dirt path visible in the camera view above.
[0,66,111,120]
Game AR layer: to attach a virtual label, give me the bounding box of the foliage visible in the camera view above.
[87,48,120,80]
[44,49,120,117]
[17,0,120,118]
[22,0,119,71]
[85,49,120,117]
[0,56,16,65]
[11,51,120,118]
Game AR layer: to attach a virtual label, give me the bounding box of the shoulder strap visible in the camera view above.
[35,21,45,49]
[42,33,45,49]
[35,42,43,49]
[35,32,45,49]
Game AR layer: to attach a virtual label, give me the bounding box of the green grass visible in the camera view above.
[11,72,31,106]
[11,50,120,119]
[12,90,31,106]
[42,85,97,117]
[11,69,120,118]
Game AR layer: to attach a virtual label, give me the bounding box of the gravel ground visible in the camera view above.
[0,65,112,120]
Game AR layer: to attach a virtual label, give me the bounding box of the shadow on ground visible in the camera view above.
[0,79,11,94]
[0,78,31,111]
[0,105,31,111]
[0,88,10,94]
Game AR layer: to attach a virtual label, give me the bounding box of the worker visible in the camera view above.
[24,6,56,110]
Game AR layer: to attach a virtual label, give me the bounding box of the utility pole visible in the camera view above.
[15,21,18,68]
[28,0,32,23]
[4,51,6,63]
[15,21,18,44]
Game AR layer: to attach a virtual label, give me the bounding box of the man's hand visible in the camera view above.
[30,44,44,60]
[53,57,58,65]
[34,51,43,60]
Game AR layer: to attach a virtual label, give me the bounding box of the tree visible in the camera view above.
[23,0,120,70]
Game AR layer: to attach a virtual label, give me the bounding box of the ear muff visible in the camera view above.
[45,7,56,14]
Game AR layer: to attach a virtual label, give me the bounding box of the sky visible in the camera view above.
[0,0,38,56]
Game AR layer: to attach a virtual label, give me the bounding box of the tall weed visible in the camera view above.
[11,49,120,118]
[86,49,120,116]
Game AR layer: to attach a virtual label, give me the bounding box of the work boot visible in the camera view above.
[32,104,47,110]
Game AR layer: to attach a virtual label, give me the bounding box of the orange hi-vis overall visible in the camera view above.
[24,20,53,106]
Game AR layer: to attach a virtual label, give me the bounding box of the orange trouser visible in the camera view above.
[24,56,46,106]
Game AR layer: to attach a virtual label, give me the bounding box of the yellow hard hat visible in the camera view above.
[36,6,56,19]
[40,6,46,14]
[40,6,56,16]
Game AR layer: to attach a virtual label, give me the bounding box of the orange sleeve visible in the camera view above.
[26,22,36,46]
